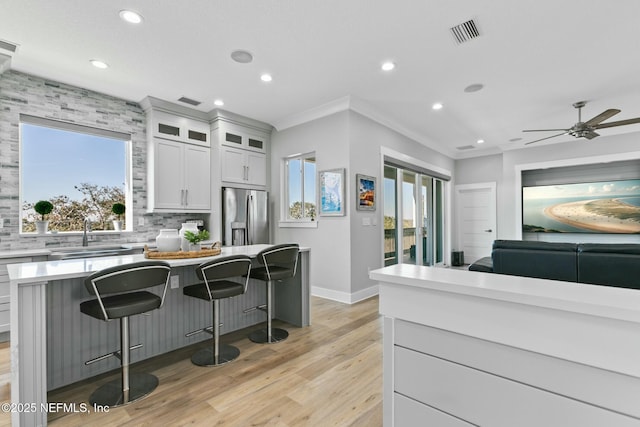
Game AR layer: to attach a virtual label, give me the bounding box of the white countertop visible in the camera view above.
[8,244,309,285]
[370,264,640,324]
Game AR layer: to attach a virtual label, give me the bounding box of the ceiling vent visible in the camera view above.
[0,39,18,54]
[177,96,201,106]
[456,145,476,151]
[450,19,480,45]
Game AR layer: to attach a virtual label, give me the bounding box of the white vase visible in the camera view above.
[179,223,199,252]
[187,242,202,252]
[113,220,123,231]
[35,220,48,234]
[156,229,181,252]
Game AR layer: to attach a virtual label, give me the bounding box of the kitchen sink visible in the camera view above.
[48,245,140,260]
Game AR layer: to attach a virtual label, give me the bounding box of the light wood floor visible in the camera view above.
[0,296,382,426]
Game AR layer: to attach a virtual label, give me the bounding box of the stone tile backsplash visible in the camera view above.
[0,70,207,251]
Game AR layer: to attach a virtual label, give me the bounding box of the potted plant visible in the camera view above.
[34,200,54,234]
[111,203,126,231]
[183,229,210,252]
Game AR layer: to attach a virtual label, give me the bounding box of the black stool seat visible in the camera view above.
[183,280,244,301]
[183,255,252,367]
[81,291,161,320]
[81,260,171,407]
[248,243,299,344]
[250,265,294,282]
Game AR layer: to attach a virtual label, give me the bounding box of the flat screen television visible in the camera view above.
[522,178,640,234]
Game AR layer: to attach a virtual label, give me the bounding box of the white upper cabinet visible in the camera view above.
[216,121,269,188]
[144,103,211,213]
[152,110,210,147]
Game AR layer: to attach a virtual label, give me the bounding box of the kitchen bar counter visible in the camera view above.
[371,265,640,426]
[9,244,310,427]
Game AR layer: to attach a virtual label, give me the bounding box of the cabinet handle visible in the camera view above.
[181,189,184,205]
[244,165,248,181]
[185,189,188,206]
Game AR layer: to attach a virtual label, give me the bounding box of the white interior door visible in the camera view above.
[455,182,496,264]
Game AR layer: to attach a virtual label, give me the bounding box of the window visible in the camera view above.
[20,115,131,233]
[284,153,316,221]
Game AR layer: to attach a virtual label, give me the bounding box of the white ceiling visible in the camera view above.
[3,0,640,159]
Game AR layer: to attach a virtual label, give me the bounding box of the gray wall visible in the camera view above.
[0,70,206,251]
[454,132,640,245]
[270,109,454,302]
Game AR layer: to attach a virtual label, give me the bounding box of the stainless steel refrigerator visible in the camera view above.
[222,187,269,246]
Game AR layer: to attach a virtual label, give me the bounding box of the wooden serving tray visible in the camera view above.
[143,242,222,259]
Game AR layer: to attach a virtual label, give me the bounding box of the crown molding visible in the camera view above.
[273,95,457,159]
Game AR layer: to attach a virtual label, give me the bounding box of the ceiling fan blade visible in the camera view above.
[524,132,569,145]
[583,130,599,140]
[593,117,640,129]
[584,109,620,126]
[522,128,570,132]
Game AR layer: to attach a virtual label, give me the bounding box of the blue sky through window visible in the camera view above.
[21,124,126,203]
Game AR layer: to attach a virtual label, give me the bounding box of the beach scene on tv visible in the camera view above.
[522,179,640,233]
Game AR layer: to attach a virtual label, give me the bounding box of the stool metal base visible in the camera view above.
[89,372,158,407]
[191,344,240,366]
[249,327,289,344]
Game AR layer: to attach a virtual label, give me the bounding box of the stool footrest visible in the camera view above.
[243,304,267,314]
[85,343,143,365]
[185,324,223,338]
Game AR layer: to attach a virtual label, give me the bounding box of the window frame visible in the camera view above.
[19,115,133,235]
[280,152,317,228]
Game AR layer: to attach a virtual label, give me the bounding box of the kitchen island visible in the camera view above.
[370,264,640,426]
[8,244,310,427]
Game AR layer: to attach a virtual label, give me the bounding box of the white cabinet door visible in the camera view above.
[221,146,248,184]
[184,144,210,210]
[246,151,266,186]
[155,139,184,209]
[151,138,210,212]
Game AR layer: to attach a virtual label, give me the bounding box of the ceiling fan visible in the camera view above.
[523,101,640,145]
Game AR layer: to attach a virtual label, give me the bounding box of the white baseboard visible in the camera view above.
[311,284,379,304]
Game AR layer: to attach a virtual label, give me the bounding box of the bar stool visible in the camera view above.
[80,260,171,407]
[248,243,299,344]
[183,255,252,366]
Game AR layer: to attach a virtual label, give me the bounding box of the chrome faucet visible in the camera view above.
[82,218,91,246]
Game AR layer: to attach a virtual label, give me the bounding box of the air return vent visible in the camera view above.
[177,96,201,106]
[456,145,476,151]
[450,19,480,44]
[0,39,18,53]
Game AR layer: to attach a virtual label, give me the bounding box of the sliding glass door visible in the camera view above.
[384,163,445,266]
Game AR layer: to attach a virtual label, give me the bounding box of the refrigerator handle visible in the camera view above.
[246,193,251,245]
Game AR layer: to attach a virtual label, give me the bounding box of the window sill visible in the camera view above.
[278,221,318,229]
[20,230,133,237]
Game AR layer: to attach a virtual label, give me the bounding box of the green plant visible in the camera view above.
[183,229,210,244]
[111,202,126,220]
[34,200,54,220]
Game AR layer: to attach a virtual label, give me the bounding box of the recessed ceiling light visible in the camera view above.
[119,10,143,24]
[90,59,109,69]
[432,102,443,110]
[464,83,484,93]
[260,73,273,82]
[214,99,224,107]
[477,139,485,144]
[231,50,253,64]
[381,61,395,71]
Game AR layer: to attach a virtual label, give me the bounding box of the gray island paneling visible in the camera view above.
[9,244,310,427]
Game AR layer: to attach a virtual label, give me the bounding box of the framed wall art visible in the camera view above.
[318,168,345,216]
[356,174,376,211]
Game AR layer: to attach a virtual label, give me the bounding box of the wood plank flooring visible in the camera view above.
[0,296,382,426]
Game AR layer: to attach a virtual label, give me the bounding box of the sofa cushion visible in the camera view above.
[492,240,578,282]
[578,244,640,289]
